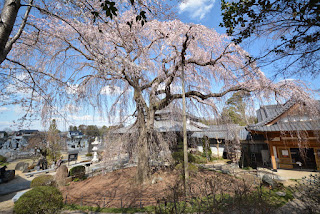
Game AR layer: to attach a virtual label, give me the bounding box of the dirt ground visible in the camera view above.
[0,192,15,214]
[60,167,255,208]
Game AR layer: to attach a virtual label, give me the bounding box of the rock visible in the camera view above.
[151,176,163,184]
[262,174,275,187]
[55,164,69,186]
[230,163,239,169]
[15,162,29,172]
[275,191,286,197]
[151,178,157,184]
[3,170,15,182]
[213,163,224,170]
[221,165,231,174]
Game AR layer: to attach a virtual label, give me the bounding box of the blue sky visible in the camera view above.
[0,0,319,131]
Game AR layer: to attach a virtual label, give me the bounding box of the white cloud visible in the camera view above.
[66,83,80,95]
[0,121,12,126]
[0,107,9,112]
[14,105,26,115]
[100,85,122,95]
[178,0,215,20]
[6,83,33,97]
[69,114,94,121]
[158,83,181,94]
[62,104,81,113]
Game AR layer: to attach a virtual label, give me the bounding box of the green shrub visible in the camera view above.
[172,151,196,164]
[85,153,93,157]
[175,163,198,176]
[69,165,86,179]
[0,155,7,164]
[202,137,212,161]
[31,175,56,188]
[193,154,208,164]
[14,186,63,214]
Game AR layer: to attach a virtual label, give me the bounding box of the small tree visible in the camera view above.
[85,125,100,137]
[221,91,255,126]
[27,119,61,163]
[47,119,61,162]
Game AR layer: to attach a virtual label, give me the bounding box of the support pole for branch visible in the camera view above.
[181,55,189,193]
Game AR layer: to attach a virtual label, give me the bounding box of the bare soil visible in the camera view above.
[60,167,253,208]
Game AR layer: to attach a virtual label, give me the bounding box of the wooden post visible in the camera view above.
[181,47,189,194]
[268,141,277,170]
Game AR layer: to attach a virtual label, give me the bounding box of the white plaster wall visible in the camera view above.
[210,145,224,157]
[197,145,203,153]
[197,144,225,157]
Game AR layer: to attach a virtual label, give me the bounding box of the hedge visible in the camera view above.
[14,186,63,214]
[69,165,86,179]
[30,174,56,188]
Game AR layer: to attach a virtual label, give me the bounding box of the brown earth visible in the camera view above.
[60,167,255,208]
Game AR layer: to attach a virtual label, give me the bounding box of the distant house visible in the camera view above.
[113,107,209,155]
[1,130,39,150]
[247,99,320,170]
[67,131,84,139]
[67,131,86,149]
[114,108,206,135]
[0,131,7,139]
[0,131,8,149]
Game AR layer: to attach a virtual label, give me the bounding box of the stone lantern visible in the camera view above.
[91,137,100,162]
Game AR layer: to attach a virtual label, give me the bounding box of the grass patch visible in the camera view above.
[64,204,155,213]
[289,178,301,182]
[155,186,293,213]
[0,162,8,167]
[242,166,253,170]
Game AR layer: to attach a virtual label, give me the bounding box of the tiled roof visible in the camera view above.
[255,99,296,126]
[248,99,320,132]
[191,124,249,141]
[248,121,320,132]
[113,119,203,134]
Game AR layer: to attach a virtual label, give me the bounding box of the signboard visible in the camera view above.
[281,149,289,158]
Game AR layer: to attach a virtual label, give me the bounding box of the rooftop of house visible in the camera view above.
[113,119,203,134]
[192,124,249,141]
[247,99,320,132]
[68,131,84,135]
[18,130,39,133]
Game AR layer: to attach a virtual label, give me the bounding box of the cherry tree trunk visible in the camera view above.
[136,126,150,183]
[0,0,21,64]
[134,90,156,183]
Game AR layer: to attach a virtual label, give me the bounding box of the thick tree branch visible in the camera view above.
[5,0,33,51]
